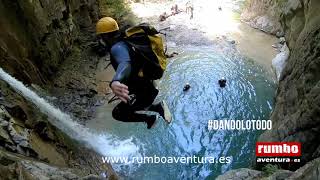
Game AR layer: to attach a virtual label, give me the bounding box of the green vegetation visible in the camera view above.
[235,0,249,14]
[98,0,136,28]
[262,164,280,176]
[275,0,287,8]
[232,12,241,20]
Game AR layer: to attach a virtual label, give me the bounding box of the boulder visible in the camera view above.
[216,168,263,180]
[279,37,286,44]
[0,126,12,144]
[289,157,320,179]
[272,43,290,81]
[219,158,320,179]
[0,149,103,180]
[266,170,293,180]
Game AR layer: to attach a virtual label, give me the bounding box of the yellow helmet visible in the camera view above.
[96,17,119,35]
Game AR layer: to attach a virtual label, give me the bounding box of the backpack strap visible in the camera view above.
[138,23,159,35]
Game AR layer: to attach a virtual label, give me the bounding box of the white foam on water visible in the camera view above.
[0,68,140,157]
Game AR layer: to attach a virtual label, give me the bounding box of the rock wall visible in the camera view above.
[258,0,320,166]
[241,0,283,36]
[0,80,118,179]
[242,0,320,163]
[208,0,320,179]
[217,157,320,180]
[0,0,126,179]
[216,0,320,178]
[0,0,99,85]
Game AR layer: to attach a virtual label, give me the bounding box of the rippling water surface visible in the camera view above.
[89,45,276,179]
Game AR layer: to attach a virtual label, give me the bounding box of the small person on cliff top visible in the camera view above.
[186,1,194,19]
[95,17,171,129]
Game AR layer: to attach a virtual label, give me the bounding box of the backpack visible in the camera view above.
[123,23,167,80]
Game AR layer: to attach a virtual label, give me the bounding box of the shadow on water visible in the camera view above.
[88,45,276,179]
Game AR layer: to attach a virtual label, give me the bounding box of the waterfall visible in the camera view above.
[0,68,139,157]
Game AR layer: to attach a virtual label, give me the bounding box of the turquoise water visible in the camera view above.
[89,45,276,179]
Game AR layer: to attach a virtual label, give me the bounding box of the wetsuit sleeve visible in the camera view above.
[110,42,132,83]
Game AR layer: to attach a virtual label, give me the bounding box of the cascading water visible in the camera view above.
[0,67,140,158]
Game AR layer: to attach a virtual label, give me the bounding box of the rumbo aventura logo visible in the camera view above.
[255,142,301,163]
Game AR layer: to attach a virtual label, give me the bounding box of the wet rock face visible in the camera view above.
[0,0,99,84]
[236,0,320,174]
[217,157,320,180]
[242,0,320,166]
[0,81,118,179]
[216,168,263,180]
[259,0,320,165]
[241,0,283,35]
[0,149,107,180]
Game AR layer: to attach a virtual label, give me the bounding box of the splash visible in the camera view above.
[0,68,139,157]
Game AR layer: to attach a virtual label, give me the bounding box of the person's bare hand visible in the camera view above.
[110,81,130,103]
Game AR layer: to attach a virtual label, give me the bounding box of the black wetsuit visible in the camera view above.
[110,41,160,122]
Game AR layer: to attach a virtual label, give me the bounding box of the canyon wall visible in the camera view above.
[219,0,320,178]
[0,0,99,84]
